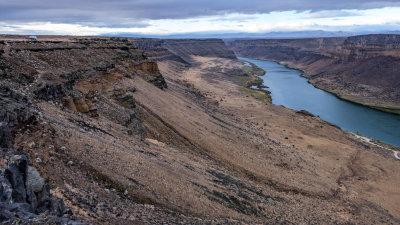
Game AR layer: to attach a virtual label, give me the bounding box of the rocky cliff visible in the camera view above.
[227,34,400,113]
[132,38,237,64]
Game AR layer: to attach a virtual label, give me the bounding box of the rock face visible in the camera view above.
[132,38,237,65]
[133,61,168,89]
[0,37,167,104]
[227,34,400,113]
[149,75,168,89]
[163,39,237,61]
[0,86,35,128]
[0,154,78,224]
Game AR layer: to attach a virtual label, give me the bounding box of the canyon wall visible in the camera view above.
[1,36,399,224]
[132,38,237,64]
[227,34,400,113]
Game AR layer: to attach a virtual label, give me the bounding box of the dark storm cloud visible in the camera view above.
[0,0,399,25]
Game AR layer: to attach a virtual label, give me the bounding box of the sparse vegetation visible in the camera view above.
[242,61,266,76]
[233,60,272,103]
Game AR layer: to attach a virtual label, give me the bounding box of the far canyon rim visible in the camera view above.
[227,34,400,114]
[0,34,399,224]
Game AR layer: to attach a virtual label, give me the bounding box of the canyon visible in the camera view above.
[0,35,399,224]
[227,34,400,114]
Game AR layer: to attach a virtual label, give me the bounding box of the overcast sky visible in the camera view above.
[1,0,400,36]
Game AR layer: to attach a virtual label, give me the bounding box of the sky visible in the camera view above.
[1,0,400,37]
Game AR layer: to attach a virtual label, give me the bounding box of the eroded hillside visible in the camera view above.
[227,34,400,113]
[1,36,399,224]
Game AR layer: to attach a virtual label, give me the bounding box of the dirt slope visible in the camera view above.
[0,36,399,224]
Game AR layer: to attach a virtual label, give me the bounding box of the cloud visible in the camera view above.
[303,10,363,19]
[210,15,258,22]
[0,0,400,25]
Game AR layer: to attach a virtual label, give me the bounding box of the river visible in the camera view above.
[240,57,400,148]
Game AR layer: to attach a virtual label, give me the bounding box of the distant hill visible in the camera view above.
[101,30,358,39]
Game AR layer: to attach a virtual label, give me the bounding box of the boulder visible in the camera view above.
[0,169,12,203]
[33,81,66,100]
[0,154,80,224]
[26,166,45,193]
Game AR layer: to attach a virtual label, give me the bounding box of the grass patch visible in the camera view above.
[242,61,266,76]
[242,86,272,103]
[233,60,271,104]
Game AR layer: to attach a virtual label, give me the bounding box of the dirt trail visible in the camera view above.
[353,133,400,160]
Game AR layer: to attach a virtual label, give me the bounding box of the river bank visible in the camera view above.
[234,60,271,103]
[241,57,400,149]
[246,57,400,115]
[352,133,400,160]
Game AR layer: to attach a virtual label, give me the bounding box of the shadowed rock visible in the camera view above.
[149,75,168,89]
[0,123,13,151]
[33,81,66,100]
[0,153,80,224]
[296,110,315,117]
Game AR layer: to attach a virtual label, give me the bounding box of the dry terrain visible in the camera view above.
[0,35,399,224]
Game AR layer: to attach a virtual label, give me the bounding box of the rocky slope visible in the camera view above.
[0,35,399,224]
[227,34,400,113]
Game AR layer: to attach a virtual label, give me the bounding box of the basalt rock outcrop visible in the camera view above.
[0,153,79,224]
[0,86,78,223]
[227,34,400,113]
[132,61,167,89]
